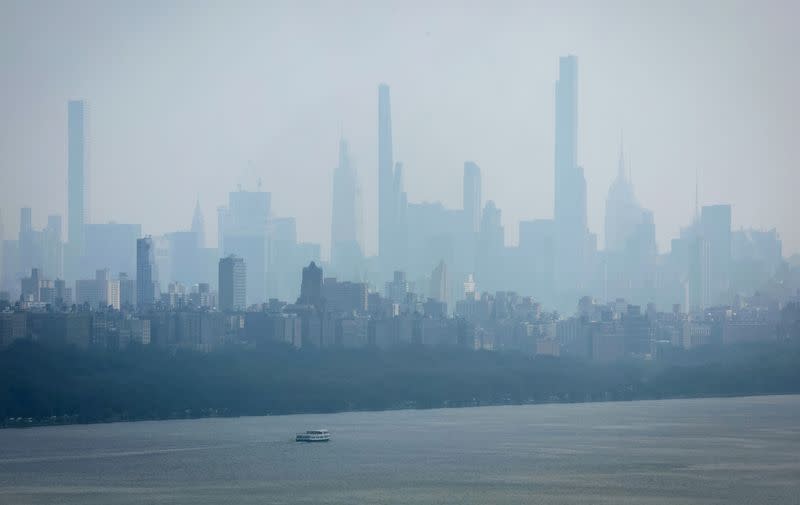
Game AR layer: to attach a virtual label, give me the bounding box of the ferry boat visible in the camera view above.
[295,429,331,442]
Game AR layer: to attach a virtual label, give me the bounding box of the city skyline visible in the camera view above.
[1,1,798,258]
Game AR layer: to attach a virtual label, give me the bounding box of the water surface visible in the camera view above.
[1,395,798,504]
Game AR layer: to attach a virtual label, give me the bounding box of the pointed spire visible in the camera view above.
[694,166,700,222]
[617,130,626,180]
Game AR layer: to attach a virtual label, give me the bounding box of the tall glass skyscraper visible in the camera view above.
[68,100,85,255]
[378,83,394,271]
[136,237,156,308]
[553,56,588,293]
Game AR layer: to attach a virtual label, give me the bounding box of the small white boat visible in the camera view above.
[295,429,331,442]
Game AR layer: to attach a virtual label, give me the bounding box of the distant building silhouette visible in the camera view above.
[377,84,407,275]
[331,138,363,279]
[463,162,482,234]
[136,237,157,308]
[553,55,591,295]
[191,198,205,249]
[298,261,323,309]
[429,260,448,304]
[701,204,732,303]
[218,255,246,312]
[378,83,394,270]
[67,99,86,280]
[218,189,270,305]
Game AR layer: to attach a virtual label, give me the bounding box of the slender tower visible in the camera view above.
[66,100,86,281]
[331,138,362,275]
[553,55,587,293]
[68,100,85,255]
[191,198,205,248]
[378,84,394,271]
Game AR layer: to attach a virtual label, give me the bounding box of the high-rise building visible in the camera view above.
[43,215,63,280]
[463,162,482,233]
[519,219,556,301]
[219,189,270,305]
[701,204,732,303]
[322,277,368,314]
[477,201,504,292]
[0,209,4,291]
[136,237,157,308]
[298,261,323,309]
[191,199,205,249]
[385,270,408,304]
[553,55,588,295]
[75,269,120,310]
[83,223,142,279]
[218,255,246,312]
[167,231,201,287]
[604,140,643,253]
[429,260,448,303]
[18,208,37,274]
[378,83,394,269]
[67,100,86,280]
[118,272,136,308]
[331,138,363,278]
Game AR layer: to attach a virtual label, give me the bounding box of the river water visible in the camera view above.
[1,395,798,504]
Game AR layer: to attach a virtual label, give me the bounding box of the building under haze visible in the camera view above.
[218,255,246,312]
[331,138,363,280]
[136,237,157,308]
[297,261,323,310]
[66,99,85,281]
[377,84,407,276]
[463,162,481,234]
[553,55,592,297]
[219,189,270,305]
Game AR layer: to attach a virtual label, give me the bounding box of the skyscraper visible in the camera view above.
[18,207,39,275]
[136,237,156,308]
[604,140,642,253]
[378,84,394,268]
[44,215,63,280]
[553,55,588,294]
[463,162,481,233]
[218,255,246,312]
[191,199,205,249]
[67,100,86,273]
[331,138,362,277]
[0,209,4,291]
[701,204,732,303]
[219,189,270,305]
[298,261,323,309]
[429,260,448,303]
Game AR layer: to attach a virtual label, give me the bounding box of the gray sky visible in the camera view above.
[1,0,798,257]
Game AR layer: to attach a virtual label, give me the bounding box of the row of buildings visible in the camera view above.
[3,259,796,365]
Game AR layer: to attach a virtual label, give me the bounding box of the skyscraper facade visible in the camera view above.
[463,162,481,233]
[701,204,732,303]
[218,255,246,312]
[331,138,362,278]
[553,55,589,294]
[136,237,156,308]
[298,261,323,309]
[220,189,270,305]
[44,215,63,280]
[67,100,85,280]
[604,142,642,253]
[429,260,448,303]
[378,83,394,270]
[191,199,205,249]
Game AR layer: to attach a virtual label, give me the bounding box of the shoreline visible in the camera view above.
[4,390,798,431]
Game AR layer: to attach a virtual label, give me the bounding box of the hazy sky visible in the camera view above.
[1,0,798,258]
